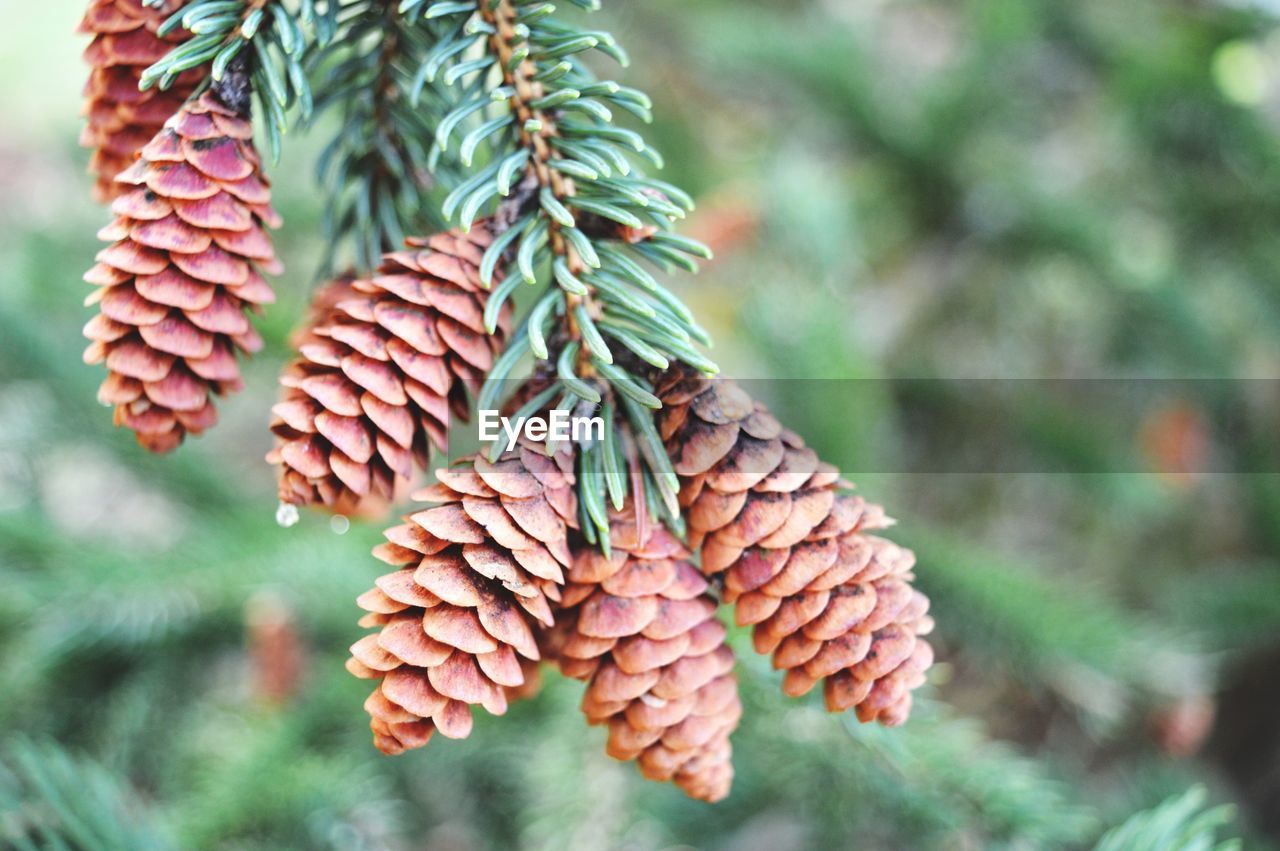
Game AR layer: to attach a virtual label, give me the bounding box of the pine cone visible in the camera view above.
[654,368,934,726]
[79,0,199,202]
[268,226,511,511]
[82,91,280,452]
[347,443,575,754]
[546,522,741,802]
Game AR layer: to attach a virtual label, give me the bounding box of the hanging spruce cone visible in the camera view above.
[79,0,200,202]
[82,90,280,452]
[545,521,741,802]
[268,226,511,511]
[347,442,575,754]
[654,367,934,726]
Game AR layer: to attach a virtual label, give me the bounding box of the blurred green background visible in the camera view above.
[5,0,1280,848]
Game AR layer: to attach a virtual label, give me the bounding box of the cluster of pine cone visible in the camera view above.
[77,0,934,804]
[339,347,934,802]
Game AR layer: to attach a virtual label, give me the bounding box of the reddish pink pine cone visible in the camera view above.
[268,225,511,512]
[79,0,200,202]
[348,443,576,755]
[83,91,280,453]
[545,522,741,803]
[655,367,934,726]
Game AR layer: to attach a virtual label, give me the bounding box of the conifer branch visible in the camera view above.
[0,738,173,850]
[412,0,719,547]
[310,0,460,274]
[1093,786,1240,851]
[848,703,1097,845]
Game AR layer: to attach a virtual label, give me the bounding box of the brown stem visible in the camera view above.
[482,0,599,370]
[211,51,253,116]
[210,0,272,117]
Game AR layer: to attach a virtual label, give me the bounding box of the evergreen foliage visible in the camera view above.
[1095,786,1240,851]
[308,0,456,274]
[0,739,172,851]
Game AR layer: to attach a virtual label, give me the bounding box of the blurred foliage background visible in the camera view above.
[4,0,1280,848]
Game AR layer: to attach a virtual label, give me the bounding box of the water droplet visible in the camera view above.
[275,502,299,528]
[329,514,350,535]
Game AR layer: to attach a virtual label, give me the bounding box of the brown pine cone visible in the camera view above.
[79,0,200,202]
[545,522,741,802]
[654,367,934,726]
[347,443,576,755]
[82,91,280,453]
[268,226,511,512]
